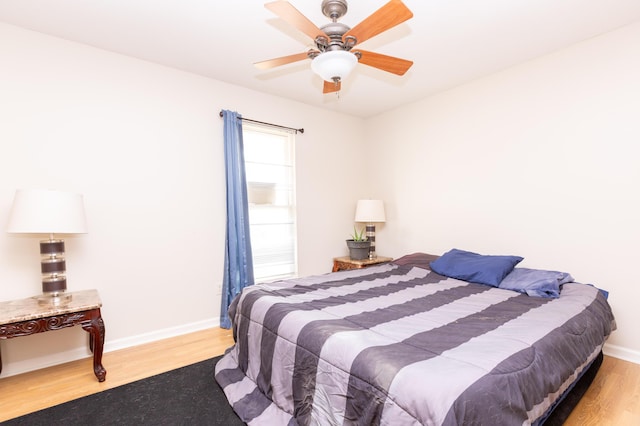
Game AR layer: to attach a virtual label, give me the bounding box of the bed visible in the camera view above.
[215,252,616,425]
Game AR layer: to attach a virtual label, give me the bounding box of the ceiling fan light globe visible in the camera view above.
[311,50,357,83]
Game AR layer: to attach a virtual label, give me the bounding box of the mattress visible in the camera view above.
[215,254,615,425]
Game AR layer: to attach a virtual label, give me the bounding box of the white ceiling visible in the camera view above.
[2,0,640,118]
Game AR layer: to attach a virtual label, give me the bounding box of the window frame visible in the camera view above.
[242,122,298,283]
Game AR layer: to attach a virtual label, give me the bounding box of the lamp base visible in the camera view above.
[37,292,73,306]
[40,239,68,296]
[366,223,377,259]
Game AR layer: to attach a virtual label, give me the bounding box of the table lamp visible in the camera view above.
[6,189,88,302]
[355,199,386,259]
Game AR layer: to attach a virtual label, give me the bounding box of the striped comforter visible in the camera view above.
[215,255,615,425]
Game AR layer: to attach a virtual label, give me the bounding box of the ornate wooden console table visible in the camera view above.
[0,289,106,382]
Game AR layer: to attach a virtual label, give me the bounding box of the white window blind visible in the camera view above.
[243,122,297,282]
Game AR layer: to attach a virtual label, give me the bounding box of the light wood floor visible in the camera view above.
[1,328,639,424]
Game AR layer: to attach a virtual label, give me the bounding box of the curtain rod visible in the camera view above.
[219,110,304,134]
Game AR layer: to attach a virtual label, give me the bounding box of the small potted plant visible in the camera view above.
[346,227,371,260]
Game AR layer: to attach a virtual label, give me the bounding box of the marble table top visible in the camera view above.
[0,289,101,325]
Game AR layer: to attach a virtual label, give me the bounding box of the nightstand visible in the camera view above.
[332,256,393,272]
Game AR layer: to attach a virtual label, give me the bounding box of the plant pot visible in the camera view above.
[346,239,371,260]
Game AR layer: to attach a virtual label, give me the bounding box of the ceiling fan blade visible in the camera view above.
[343,0,413,46]
[254,52,310,70]
[323,80,341,94]
[265,1,327,41]
[356,49,413,75]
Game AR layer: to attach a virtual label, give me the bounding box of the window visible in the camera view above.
[243,123,297,282]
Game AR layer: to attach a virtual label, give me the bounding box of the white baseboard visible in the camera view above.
[603,342,640,365]
[103,318,220,353]
[0,317,220,378]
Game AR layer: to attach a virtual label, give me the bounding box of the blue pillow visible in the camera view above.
[499,268,574,298]
[430,249,523,287]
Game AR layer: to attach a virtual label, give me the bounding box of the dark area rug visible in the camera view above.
[4,356,245,426]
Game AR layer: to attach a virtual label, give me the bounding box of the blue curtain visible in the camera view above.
[220,110,255,329]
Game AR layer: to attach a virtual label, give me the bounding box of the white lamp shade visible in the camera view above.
[355,200,386,223]
[311,50,358,82]
[7,189,88,234]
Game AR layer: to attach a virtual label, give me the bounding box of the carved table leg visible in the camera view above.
[81,309,107,382]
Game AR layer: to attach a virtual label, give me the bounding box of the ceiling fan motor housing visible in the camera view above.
[318,22,353,51]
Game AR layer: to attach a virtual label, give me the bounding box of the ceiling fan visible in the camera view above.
[255,0,414,94]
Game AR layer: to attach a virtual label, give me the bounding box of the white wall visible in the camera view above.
[367,22,640,362]
[0,23,367,377]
